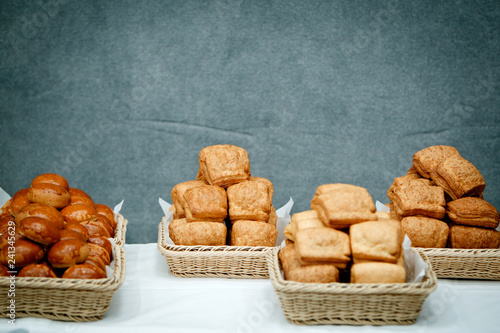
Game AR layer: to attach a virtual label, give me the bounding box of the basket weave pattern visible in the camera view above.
[0,243,126,322]
[267,247,437,326]
[114,213,128,246]
[157,217,275,278]
[415,247,500,280]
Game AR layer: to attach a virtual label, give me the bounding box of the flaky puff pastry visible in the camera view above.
[351,262,405,283]
[183,185,228,222]
[391,184,446,219]
[231,220,277,247]
[350,221,402,263]
[311,184,377,228]
[431,155,485,200]
[289,210,324,240]
[198,145,251,188]
[295,227,351,268]
[447,197,500,229]
[169,218,227,246]
[401,216,449,248]
[412,145,460,179]
[279,244,339,283]
[387,174,435,203]
[171,180,207,219]
[227,180,271,222]
[449,225,500,249]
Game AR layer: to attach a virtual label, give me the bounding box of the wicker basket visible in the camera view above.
[0,243,126,322]
[414,247,500,280]
[157,217,275,278]
[113,213,128,246]
[267,247,437,326]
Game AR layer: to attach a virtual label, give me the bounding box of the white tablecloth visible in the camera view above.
[1,243,500,333]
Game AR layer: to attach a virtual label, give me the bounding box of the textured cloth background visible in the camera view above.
[1,0,499,243]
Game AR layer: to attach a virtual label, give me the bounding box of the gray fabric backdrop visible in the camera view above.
[1,0,499,243]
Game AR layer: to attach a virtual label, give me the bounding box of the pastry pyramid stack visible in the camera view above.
[388,145,500,249]
[169,145,277,247]
[281,184,405,284]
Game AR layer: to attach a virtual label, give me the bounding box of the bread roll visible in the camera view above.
[401,216,449,248]
[351,262,406,283]
[47,239,89,268]
[95,215,114,237]
[62,263,106,279]
[60,204,97,224]
[447,197,500,229]
[449,225,500,249]
[171,180,207,219]
[412,145,460,178]
[31,173,69,191]
[19,216,61,246]
[391,185,446,219]
[79,220,111,238]
[17,262,58,278]
[10,188,31,216]
[84,252,107,271]
[88,236,113,260]
[0,263,11,276]
[87,243,111,266]
[60,229,87,242]
[63,223,90,240]
[27,183,71,209]
[96,204,117,230]
[70,193,96,208]
[183,185,228,222]
[0,239,44,267]
[227,180,271,222]
[169,220,227,246]
[311,184,378,228]
[295,227,351,267]
[230,220,277,247]
[350,221,402,262]
[198,145,251,187]
[69,188,92,200]
[15,203,65,229]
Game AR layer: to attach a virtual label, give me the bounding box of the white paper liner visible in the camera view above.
[0,186,123,279]
[159,197,294,246]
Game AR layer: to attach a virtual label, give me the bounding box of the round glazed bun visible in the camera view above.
[47,239,89,268]
[15,203,65,229]
[27,183,71,209]
[31,173,69,191]
[87,243,111,266]
[19,217,61,246]
[80,220,111,238]
[85,253,107,271]
[94,216,114,237]
[17,262,58,278]
[62,263,106,279]
[10,188,30,216]
[70,194,96,208]
[0,239,44,267]
[63,223,90,240]
[96,204,117,229]
[60,229,87,242]
[69,188,92,200]
[60,204,97,224]
[88,236,113,260]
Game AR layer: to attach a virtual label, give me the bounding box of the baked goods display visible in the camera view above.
[280,183,405,284]
[388,145,500,249]
[0,173,117,279]
[169,145,278,247]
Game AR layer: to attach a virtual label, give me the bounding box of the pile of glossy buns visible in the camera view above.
[388,145,500,249]
[282,184,405,284]
[169,145,277,247]
[0,173,116,279]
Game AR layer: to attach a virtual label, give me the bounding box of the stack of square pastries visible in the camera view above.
[388,145,500,249]
[169,145,277,247]
[281,184,405,284]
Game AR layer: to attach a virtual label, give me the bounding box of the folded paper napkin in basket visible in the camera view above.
[159,197,294,246]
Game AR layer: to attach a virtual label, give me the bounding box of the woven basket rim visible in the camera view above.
[414,247,500,257]
[113,213,128,246]
[158,217,277,253]
[0,243,126,291]
[267,247,437,295]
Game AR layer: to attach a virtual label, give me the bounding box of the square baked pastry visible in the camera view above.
[183,185,228,222]
[227,180,272,222]
[171,180,206,219]
[401,216,449,248]
[198,145,251,188]
[169,218,227,246]
[230,220,277,247]
[311,184,378,228]
[295,227,351,268]
[412,145,460,178]
[350,221,402,263]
